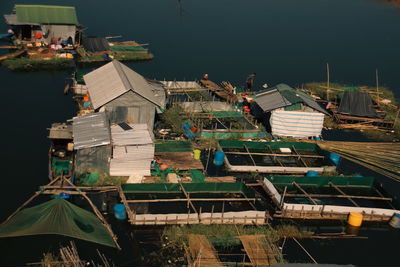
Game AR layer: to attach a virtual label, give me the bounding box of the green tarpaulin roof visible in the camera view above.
[15,5,79,25]
[0,198,115,247]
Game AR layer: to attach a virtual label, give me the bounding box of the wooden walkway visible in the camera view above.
[200,79,237,103]
[239,235,277,266]
[188,234,223,267]
[0,49,25,61]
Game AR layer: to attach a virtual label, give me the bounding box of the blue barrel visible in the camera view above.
[213,151,225,166]
[330,153,340,165]
[307,170,319,177]
[114,204,127,220]
[389,214,400,228]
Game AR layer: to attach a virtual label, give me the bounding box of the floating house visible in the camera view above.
[263,176,400,222]
[83,60,165,131]
[218,140,336,174]
[4,5,79,44]
[252,83,329,138]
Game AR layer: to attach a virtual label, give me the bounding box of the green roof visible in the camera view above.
[15,5,78,25]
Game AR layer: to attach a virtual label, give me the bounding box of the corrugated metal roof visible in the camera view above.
[4,14,40,25]
[15,5,78,25]
[298,95,329,115]
[254,90,291,112]
[84,60,162,109]
[72,112,110,150]
[109,123,154,176]
[255,83,328,114]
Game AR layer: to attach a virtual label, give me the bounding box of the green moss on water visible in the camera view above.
[2,57,75,71]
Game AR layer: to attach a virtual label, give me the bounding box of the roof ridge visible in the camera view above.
[112,60,132,94]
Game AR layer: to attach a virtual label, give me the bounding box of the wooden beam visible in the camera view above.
[329,182,359,207]
[126,198,257,203]
[117,185,135,223]
[243,144,257,166]
[267,145,284,166]
[224,151,324,159]
[292,145,308,167]
[292,182,318,205]
[179,182,198,214]
[284,193,392,201]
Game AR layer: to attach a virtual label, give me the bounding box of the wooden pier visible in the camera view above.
[239,235,277,266]
[189,234,223,267]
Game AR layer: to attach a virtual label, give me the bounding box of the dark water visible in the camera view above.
[0,0,400,266]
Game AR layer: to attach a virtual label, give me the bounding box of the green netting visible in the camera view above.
[155,141,193,152]
[201,131,264,139]
[190,170,205,183]
[122,182,255,197]
[218,140,318,151]
[0,198,116,247]
[52,158,71,177]
[75,71,89,84]
[16,5,79,25]
[284,103,302,111]
[342,86,360,91]
[110,46,146,52]
[211,111,244,118]
[266,176,374,189]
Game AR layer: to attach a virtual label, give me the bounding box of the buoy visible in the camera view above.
[35,32,42,39]
[306,170,319,177]
[114,204,126,220]
[194,149,201,160]
[330,153,340,165]
[348,212,363,227]
[389,213,400,228]
[214,151,225,166]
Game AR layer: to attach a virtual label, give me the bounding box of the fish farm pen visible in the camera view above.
[184,111,266,139]
[218,140,337,174]
[119,183,271,226]
[262,176,400,222]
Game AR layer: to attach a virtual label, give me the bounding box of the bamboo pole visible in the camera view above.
[179,182,198,214]
[243,144,257,166]
[292,182,318,205]
[126,198,257,203]
[61,177,121,250]
[376,69,380,107]
[284,193,392,201]
[223,151,324,159]
[293,237,318,264]
[328,182,359,207]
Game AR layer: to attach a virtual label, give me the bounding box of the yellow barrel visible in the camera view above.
[194,149,201,160]
[348,212,363,227]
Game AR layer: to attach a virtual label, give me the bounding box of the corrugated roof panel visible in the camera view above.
[254,90,291,112]
[109,123,154,176]
[83,60,161,110]
[72,112,110,150]
[15,5,78,25]
[298,95,329,115]
[84,61,130,109]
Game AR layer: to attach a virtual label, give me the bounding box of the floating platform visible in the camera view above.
[219,140,336,174]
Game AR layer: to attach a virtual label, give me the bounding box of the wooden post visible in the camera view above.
[211,205,214,224]
[326,63,330,100]
[280,186,287,209]
[376,69,380,107]
[243,144,257,167]
[222,201,225,223]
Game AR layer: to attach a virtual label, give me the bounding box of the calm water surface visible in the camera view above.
[0,0,399,266]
